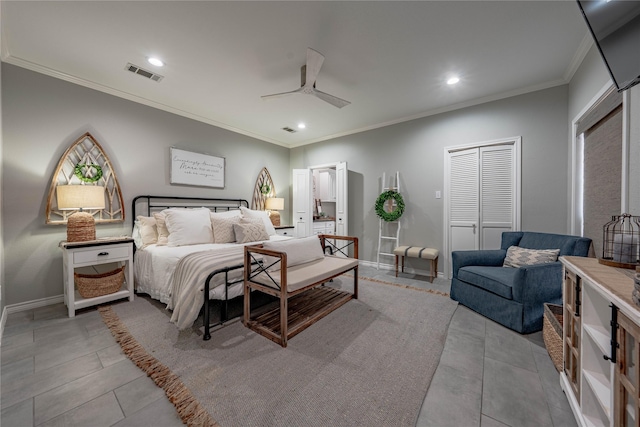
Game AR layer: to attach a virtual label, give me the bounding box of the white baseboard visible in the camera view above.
[5,294,64,314]
[0,295,64,346]
[358,260,442,279]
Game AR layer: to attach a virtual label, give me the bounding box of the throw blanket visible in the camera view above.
[168,245,248,330]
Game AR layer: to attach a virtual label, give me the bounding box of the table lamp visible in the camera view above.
[265,197,284,226]
[56,185,105,242]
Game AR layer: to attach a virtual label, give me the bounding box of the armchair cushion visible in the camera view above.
[458,266,522,300]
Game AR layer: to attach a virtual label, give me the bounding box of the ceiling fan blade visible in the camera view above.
[312,88,351,108]
[304,48,324,88]
[261,87,303,100]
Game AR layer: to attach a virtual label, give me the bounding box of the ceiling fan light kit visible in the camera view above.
[262,48,351,109]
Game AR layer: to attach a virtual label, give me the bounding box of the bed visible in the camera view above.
[132,195,290,338]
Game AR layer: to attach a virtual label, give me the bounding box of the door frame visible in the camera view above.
[569,82,631,236]
[443,137,522,278]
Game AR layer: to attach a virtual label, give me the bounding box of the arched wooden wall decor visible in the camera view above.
[251,167,276,210]
[45,132,125,225]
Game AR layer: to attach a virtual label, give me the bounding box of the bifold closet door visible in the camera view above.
[446,140,519,276]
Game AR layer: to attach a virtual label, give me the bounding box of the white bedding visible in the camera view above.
[134,235,290,305]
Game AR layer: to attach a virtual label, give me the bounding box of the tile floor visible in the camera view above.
[1,264,576,427]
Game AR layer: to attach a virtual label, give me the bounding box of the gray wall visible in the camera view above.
[568,45,640,220]
[568,46,612,122]
[2,64,289,306]
[291,85,571,266]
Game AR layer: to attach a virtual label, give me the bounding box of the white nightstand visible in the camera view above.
[275,225,294,236]
[60,237,134,317]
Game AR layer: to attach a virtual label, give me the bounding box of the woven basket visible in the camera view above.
[543,303,563,372]
[75,265,125,298]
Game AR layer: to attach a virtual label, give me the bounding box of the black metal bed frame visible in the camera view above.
[132,195,253,340]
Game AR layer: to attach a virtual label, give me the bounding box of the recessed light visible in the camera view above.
[297,123,306,129]
[447,77,460,85]
[148,57,164,67]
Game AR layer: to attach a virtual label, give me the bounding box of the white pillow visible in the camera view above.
[240,206,276,236]
[135,215,157,248]
[210,209,242,221]
[262,236,325,271]
[132,223,143,249]
[152,212,169,246]
[163,208,214,247]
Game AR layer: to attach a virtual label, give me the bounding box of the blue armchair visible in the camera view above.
[450,231,592,333]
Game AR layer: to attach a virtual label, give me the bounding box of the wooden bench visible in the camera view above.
[394,245,439,283]
[243,235,359,347]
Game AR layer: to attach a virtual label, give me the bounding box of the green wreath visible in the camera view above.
[74,163,103,183]
[375,190,405,222]
[260,184,271,195]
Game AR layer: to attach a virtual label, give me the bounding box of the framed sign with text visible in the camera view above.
[170,147,225,188]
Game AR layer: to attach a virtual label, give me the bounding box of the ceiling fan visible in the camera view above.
[261,48,351,109]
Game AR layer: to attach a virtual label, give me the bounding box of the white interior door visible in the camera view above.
[444,138,521,277]
[335,162,348,236]
[292,169,313,237]
[479,144,518,249]
[448,148,480,255]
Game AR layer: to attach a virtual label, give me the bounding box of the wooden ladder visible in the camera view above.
[376,171,401,269]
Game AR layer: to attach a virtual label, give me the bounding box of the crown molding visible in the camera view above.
[563,32,594,83]
[2,54,290,148]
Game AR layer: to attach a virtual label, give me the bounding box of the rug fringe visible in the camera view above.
[345,274,450,297]
[99,306,220,427]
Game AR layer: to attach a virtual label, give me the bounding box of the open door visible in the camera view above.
[293,162,348,238]
[336,162,348,236]
[292,169,313,237]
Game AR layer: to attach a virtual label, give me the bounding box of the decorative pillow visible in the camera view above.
[135,215,158,248]
[152,212,169,246]
[262,236,325,271]
[240,206,276,236]
[212,216,241,244]
[233,221,270,244]
[210,210,242,240]
[163,208,214,247]
[503,246,561,268]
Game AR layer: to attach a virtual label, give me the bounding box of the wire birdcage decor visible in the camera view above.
[599,214,640,269]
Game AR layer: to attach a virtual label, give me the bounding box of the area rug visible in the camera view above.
[100,276,457,427]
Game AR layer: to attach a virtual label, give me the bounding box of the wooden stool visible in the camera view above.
[394,246,439,282]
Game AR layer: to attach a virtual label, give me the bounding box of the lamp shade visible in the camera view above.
[56,185,105,210]
[265,197,284,211]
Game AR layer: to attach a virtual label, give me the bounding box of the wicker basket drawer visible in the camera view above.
[73,245,130,264]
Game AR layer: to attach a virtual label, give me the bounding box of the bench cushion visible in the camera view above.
[251,255,358,293]
[262,236,325,271]
[394,246,439,260]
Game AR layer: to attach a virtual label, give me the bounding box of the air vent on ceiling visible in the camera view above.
[281,127,297,133]
[125,63,164,82]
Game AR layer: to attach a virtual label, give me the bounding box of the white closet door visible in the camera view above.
[449,148,480,253]
[335,162,348,236]
[445,138,520,277]
[479,145,516,250]
[292,169,313,237]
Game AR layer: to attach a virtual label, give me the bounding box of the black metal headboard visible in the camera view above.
[132,195,249,223]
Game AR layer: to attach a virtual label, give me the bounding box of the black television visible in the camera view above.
[577,0,640,92]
